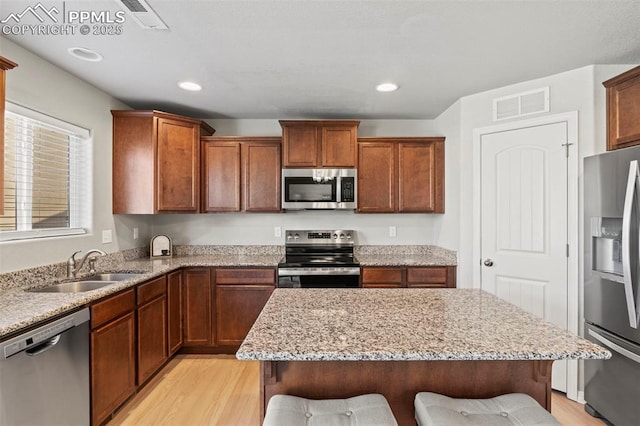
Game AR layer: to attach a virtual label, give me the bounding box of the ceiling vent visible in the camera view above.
[115,0,168,30]
[492,87,549,121]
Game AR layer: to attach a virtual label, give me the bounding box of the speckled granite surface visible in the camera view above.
[0,244,456,340]
[236,289,610,361]
[355,245,457,266]
[0,251,282,339]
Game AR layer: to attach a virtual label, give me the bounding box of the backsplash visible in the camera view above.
[0,244,456,291]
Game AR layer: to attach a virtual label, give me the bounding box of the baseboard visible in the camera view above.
[577,391,586,404]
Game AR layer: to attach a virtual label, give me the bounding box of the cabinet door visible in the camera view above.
[202,141,241,212]
[183,268,214,347]
[406,267,456,288]
[398,142,443,213]
[283,126,319,167]
[357,142,396,212]
[322,126,357,167]
[137,295,168,385]
[167,270,183,355]
[156,117,200,212]
[361,267,404,288]
[243,142,281,212]
[216,284,274,346]
[91,312,136,426]
[605,67,640,150]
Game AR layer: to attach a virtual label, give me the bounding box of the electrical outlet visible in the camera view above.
[102,229,113,244]
[274,226,282,238]
[389,226,397,237]
[133,227,139,240]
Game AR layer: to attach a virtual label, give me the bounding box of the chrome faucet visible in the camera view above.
[67,249,107,278]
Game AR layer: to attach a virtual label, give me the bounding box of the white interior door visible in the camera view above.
[480,122,569,392]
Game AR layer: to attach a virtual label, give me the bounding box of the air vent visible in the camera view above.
[114,0,168,30]
[493,87,549,121]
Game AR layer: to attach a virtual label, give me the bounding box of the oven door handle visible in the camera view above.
[278,268,361,276]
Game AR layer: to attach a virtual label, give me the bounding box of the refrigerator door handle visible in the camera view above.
[588,328,640,364]
[621,160,640,329]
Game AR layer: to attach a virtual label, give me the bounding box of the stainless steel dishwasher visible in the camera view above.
[0,308,90,425]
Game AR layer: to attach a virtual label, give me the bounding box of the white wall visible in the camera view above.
[152,118,456,247]
[0,39,152,273]
[434,66,602,288]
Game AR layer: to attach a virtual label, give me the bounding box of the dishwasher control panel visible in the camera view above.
[0,308,90,359]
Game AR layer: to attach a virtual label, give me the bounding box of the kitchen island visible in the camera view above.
[237,288,610,425]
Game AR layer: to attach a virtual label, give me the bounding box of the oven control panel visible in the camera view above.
[285,229,355,244]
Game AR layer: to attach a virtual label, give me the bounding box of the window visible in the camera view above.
[1,103,90,241]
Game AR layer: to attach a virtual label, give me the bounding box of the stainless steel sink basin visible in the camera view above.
[80,273,144,281]
[31,280,116,293]
[29,272,146,293]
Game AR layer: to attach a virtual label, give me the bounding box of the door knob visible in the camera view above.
[483,259,494,267]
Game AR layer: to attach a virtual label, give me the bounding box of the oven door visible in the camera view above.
[278,267,360,288]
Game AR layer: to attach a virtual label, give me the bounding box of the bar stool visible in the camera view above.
[263,393,398,426]
[414,392,560,425]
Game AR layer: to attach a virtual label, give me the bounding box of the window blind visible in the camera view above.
[1,103,90,241]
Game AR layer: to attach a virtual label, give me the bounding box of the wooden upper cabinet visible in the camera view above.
[202,137,281,212]
[357,137,445,213]
[243,140,281,211]
[398,141,443,212]
[112,110,215,214]
[604,66,640,151]
[280,120,359,168]
[0,57,18,215]
[357,142,396,212]
[202,141,242,212]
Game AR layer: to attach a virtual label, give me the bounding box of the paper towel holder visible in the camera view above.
[150,234,173,258]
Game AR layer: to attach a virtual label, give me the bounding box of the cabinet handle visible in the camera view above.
[483,259,494,267]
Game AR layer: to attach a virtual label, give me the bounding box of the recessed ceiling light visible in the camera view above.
[178,81,202,92]
[376,83,399,92]
[67,47,103,62]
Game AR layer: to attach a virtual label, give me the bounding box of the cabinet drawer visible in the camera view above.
[406,267,447,284]
[361,267,404,284]
[137,276,167,305]
[91,289,135,329]
[215,268,275,285]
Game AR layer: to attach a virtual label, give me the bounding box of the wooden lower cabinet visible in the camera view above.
[361,266,456,288]
[167,270,183,355]
[90,290,136,426]
[136,277,168,385]
[216,284,274,346]
[183,268,214,347]
[215,268,275,348]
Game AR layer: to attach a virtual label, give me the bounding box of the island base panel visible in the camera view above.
[261,360,553,426]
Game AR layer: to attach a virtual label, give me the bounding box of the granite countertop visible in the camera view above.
[236,288,611,361]
[355,245,457,266]
[0,253,282,339]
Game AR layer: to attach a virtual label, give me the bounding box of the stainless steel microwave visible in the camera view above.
[281,169,357,210]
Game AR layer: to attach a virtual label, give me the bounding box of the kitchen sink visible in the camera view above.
[80,272,145,281]
[31,280,116,293]
[29,272,146,293]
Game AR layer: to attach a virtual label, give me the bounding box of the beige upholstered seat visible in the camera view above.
[263,393,398,426]
[414,392,560,426]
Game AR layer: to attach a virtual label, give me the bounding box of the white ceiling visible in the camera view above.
[2,0,640,119]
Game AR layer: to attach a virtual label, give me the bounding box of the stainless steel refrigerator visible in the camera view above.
[584,147,640,426]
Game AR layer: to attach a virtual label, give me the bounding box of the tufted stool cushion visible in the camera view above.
[414,392,560,426]
[263,393,398,426]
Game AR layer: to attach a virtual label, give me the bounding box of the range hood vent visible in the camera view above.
[115,0,168,30]
[493,87,549,121]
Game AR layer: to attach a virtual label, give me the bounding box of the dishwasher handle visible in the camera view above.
[25,335,61,357]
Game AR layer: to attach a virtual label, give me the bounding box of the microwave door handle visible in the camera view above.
[621,160,640,329]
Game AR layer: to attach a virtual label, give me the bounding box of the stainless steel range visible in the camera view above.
[277,229,360,288]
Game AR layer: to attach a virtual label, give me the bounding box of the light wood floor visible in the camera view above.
[109,355,606,426]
